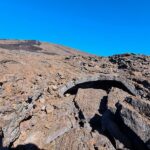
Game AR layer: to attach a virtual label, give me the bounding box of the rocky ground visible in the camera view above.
[0,40,149,150]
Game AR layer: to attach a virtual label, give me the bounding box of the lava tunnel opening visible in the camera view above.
[64,80,133,95]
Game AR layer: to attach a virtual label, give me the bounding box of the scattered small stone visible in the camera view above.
[46,104,54,114]
[94,65,100,70]
[56,73,65,79]
[39,97,45,104]
[65,93,70,97]
[41,105,46,112]
[52,85,58,91]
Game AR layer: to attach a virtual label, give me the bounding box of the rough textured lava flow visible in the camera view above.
[0,40,149,150]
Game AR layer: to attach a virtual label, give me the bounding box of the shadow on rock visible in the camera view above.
[89,96,149,150]
[115,102,148,150]
[0,142,44,150]
[10,143,44,150]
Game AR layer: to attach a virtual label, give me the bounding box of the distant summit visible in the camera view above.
[0,39,90,56]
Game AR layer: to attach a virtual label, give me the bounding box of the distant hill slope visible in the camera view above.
[0,39,90,56]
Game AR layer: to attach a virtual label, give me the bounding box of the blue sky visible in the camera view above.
[0,0,150,56]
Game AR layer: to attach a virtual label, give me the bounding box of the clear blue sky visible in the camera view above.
[0,0,150,56]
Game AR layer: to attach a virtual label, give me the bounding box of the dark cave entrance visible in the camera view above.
[64,80,133,95]
[63,80,148,150]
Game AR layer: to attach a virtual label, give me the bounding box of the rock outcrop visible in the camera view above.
[0,40,149,150]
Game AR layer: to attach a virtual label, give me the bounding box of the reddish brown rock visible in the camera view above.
[0,40,149,150]
[74,88,107,120]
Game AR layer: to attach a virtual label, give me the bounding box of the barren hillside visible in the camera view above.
[0,40,149,150]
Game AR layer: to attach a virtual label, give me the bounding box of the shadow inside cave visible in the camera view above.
[64,80,134,95]
[65,79,148,149]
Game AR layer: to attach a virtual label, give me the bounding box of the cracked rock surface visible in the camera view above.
[0,40,149,150]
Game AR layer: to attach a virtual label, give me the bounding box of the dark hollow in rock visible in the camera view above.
[73,99,86,127]
[0,82,3,87]
[0,128,4,148]
[64,79,149,149]
[64,80,134,95]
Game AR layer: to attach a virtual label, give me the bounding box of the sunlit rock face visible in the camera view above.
[0,40,149,150]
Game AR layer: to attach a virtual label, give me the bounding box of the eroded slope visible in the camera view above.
[0,40,149,150]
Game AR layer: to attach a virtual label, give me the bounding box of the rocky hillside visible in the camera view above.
[0,40,149,150]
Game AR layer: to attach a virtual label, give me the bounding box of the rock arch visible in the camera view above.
[58,74,149,149]
[59,74,138,97]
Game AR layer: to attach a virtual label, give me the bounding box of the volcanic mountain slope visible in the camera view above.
[0,40,149,150]
[0,40,89,56]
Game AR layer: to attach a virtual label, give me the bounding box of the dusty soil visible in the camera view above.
[0,40,149,150]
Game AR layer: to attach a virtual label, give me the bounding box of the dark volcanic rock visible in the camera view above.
[0,40,149,150]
